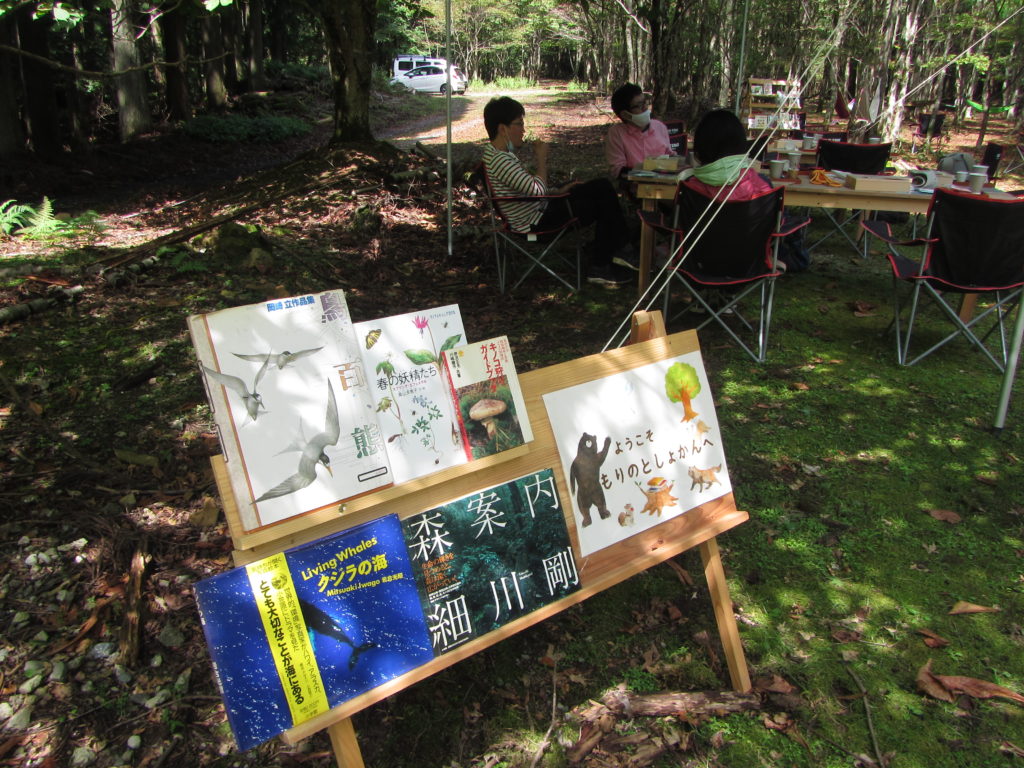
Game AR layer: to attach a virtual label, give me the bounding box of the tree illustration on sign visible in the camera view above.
[664,362,700,422]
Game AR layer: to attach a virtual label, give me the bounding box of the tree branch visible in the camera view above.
[0,43,228,79]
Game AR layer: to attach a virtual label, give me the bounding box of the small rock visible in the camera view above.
[12,611,29,625]
[144,689,172,709]
[49,661,66,682]
[18,675,44,694]
[24,661,46,677]
[127,735,142,750]
[150,653,163,668]
[17,536,30,546]
[158,625,185,648]
[80,681,94,693]
[87,642,117,661]
[7,704,32,730]
[58,537,88,552]
[32,630,49,643]
[70,746,96,766]
[24,553,39,567]
[0,702,12,721]
[114,665,133,685]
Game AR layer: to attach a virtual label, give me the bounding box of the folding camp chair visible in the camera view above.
[810,139,892,257]
[981,142,1004,180]
[910,113,946,153]
[639,183,810,362]
[480,167,582,293]
[663,120,687,157]
[861,187,1024,369]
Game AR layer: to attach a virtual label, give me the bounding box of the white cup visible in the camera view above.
[972,165,988,176]
[769,159,786,179]
[954,170,969,183]
[867,137,881,144]
[968,172,986,193]
[787,153,802,176]
[801,137,815,150]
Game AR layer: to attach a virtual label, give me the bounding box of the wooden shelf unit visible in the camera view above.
[743,77,802,134]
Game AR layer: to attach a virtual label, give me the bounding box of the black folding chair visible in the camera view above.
[980,142,1003,180]
[910,112,946,153]
[639,183,810,362]
[480,167,582,293]
[811,139,893,257]
[663,120,687,157]
[861,187,1024,369]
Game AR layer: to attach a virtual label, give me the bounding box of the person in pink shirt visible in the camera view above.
[605,83,674,180]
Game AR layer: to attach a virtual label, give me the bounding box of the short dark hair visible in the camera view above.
[483,97,525,140]
[692,109,748,164]
[611,83,643,115]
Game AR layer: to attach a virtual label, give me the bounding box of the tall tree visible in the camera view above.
[0,13,25,156]
[309,0,376,142]
[14,5,62,154]
[110,0,151,140]
[200,9,228,109]
[159,2,190,121]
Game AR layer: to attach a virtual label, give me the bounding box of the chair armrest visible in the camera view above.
[860,219,936,246]
[636,208,675,234]
[772,216,811,237]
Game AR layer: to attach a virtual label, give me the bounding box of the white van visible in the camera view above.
[392,55,448,79]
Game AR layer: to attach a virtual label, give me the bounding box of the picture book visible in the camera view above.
[542,350,731,557]
[189,290,393,532]
[193,514,434,751]
[401,468,579,654]
[442,336,533,461]
[352,305,468,485]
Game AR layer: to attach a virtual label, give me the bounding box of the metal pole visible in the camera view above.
[994,297,1024,430]
[445,0,453,257]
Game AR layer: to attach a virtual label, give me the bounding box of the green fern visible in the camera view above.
[17,197,71,240]
[0,199,33,236]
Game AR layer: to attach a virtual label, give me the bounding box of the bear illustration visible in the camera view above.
[569,432,611,527]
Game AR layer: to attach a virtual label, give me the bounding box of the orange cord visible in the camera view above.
[809,169,843,187]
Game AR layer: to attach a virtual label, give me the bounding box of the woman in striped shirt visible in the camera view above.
[483,96,633,285]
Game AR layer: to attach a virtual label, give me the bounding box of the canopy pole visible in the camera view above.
[733,0,750,114]
[445,0,453,257]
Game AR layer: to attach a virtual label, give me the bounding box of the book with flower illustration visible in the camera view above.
[352,305,468,485]
[188,289,394,534]
[441,336,533,460]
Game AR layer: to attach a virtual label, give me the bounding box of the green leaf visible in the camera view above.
[439,334,463,352]
[376,360,395,376]
[404,349,438,366]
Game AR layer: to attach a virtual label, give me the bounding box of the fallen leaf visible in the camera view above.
[841,649,860,661]
[917,628,951,648]
[999,741,1024,758]
[114,448,160,468]
[974,473,998,486]
[832,629,862,643]
[916,660,955,702]
[927,508,962,524]
[28,400,44,416]
[790,382,810,391]
[848,300,877,317]
[935,674,1024,705]
[949,601,1000,615]
[539,644,563,667]
[753,674,797,694]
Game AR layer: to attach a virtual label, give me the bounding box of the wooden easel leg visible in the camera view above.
[699,536,751,692]
[327,718,365,768]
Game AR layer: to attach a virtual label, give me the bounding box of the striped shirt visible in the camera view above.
[483,143,547,233]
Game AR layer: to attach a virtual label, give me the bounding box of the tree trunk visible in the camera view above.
[245,0,268,90]
[15,7,62,156]
[310,0,376,143]
[201,11,228,110]
[160,5,190,122]
[0,14,26,158]
[221,4,242,93]
[110,0,152,141]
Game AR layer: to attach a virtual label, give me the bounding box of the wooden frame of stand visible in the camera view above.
[211,311,751,767]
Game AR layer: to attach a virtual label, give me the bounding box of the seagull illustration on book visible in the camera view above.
[255,380,339,502]
[202,358,270,422]
[298,598,377,670]
[232,346,324,370]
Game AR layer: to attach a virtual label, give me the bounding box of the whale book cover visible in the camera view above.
[193,514,434,751]
[402,469,580,655]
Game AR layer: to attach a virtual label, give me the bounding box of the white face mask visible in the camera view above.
[630,109,652,130]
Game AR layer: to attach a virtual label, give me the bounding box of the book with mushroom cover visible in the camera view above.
[193,514,434,751]
[441,336,534,460]
[188,290,393,534]
[401,468,579,654]
[352,305,468,485]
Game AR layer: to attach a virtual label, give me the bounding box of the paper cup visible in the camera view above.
[972,165,988,176]
[954,170,969,183]
[801,138,815,150]
[968,172,986,193]
[769,159,786,179]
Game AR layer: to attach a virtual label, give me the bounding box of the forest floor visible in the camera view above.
[1,81,1023,768]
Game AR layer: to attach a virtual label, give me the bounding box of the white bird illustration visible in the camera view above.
[203,358,270,422]
[232,346,324,369]
[255,380,340,503]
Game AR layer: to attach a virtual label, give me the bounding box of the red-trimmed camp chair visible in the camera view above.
[480,167,582,293]
[639,183,810,362]
[861,187,1024,369]
[811,139,893,256]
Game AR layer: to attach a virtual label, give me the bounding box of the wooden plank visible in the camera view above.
[699,537,751,692]
[327,719,364,768]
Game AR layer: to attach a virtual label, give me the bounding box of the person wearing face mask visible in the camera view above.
[483,96,636,285]
[605,83,674,181]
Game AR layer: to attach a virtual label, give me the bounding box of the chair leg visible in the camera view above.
[494,232,507,294]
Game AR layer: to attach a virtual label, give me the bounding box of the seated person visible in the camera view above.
[605,83,675,181]
[483,96,635,285]
[685,108,809,272]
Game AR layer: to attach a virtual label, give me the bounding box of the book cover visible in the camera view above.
[542,350,732,557]
[442,336,533,460]
[188,290,393,533]
[193,514,434,751]
[401,468,580,654]
[353,305,468,485]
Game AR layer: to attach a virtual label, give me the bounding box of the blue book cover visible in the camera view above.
[194,514,434,751]
[402,468,580,654]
